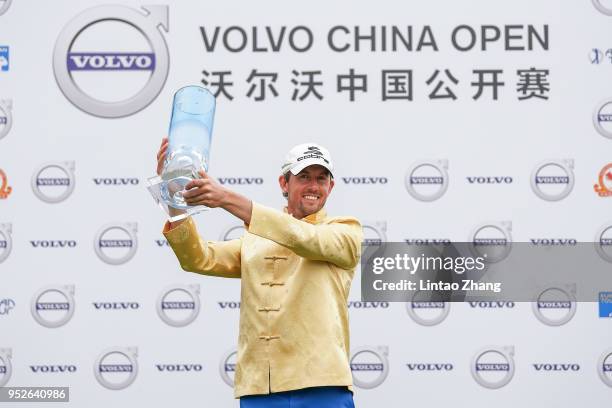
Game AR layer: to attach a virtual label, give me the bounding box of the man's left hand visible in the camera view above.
[183,170,228,208]
[183,170,253,225]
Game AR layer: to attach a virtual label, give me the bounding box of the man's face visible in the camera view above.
[279,165,334,219]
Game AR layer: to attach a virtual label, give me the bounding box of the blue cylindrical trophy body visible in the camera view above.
[161,86,215,209]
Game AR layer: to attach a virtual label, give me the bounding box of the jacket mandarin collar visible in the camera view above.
[283,207,327,224]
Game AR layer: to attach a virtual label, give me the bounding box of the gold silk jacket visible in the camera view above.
[163,202,363,398]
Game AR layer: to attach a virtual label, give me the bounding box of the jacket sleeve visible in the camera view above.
[246,203,363,270]
[163,217,241,278]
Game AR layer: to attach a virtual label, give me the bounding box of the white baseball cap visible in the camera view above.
[281,143,334,176]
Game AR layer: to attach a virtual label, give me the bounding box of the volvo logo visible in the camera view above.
[594,99,612,139]
[598,348,612,387]
[530,238,577,246]
[361,221,387,267]
[94,223,138,265]
[593,0,612,16]
[30,240,77,248]
[53,5,169,118]
[30,365,77,373]
[0,348,11,387]
[0,0,12,17]
[350,346,389,389]
[405,291,450,326]
[406,363,453,372]
[93,178,139,186]
[532,363,580,372]
[217,301,241,309]
[405,160,449,201]
[156,363,203,372]
[596,223,612,263]
[93,301,140,310]
[0,223,12,263]
[405,238,451,245]
[156,284,200,327]
[218,177,264,185]
[94,347,138,390]
[31,161,76,203]
[341,177,388,185]
[0,99,12,140]
[220,225,246,241]
[154,239,169,247]
[466,176,513,184]
[31,285,75,328]
[469,301,514,309]
[348,301,389,309]
[530,160,574,201]
[471,346,515,389]
[532,285,577,326]
[219,348,237,387]
[469,221,512,263]
[362,221,386,245]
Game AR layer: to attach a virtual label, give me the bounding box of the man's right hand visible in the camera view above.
[156,137,187,228]
[156,137,168,176]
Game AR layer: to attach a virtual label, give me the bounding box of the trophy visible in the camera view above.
[148,86,216,221]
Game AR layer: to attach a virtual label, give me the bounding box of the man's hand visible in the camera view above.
[156,138,252,225]
[156,137,168,176]
[184,170,253,224]
[183,170,228,208]
[156,137,186,227]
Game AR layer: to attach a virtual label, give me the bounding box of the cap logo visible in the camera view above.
[297,146,329,164]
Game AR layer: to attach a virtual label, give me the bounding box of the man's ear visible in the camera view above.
[328,178,335,194]
[278,174,289,195]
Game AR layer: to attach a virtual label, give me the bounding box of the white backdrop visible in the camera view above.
[0,0,611,407]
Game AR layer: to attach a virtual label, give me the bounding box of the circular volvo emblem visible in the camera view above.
[362,222,387,246]
[350,346,389,389]
[94,223,138,265]
[406,291,450,326]
[219,348,237,387]
[31,285,75,328]
[0,99,12,140]
[0,223,12,264]
[532,285,577,326]
[405,160,449,202]
[531,160,574,201]
[156,284,200,327]
[219,225,246,241]
[31,162,76,203]
[0,348,12,387]
[361,221,387,267]
[599,348,612,387]
[471,346,515,389]
[593,0,612,16]
[94,347,138,390]
[0,0,12,17]
[596,223,612,263]
[53,5,169,118]
[594,99,612,139]
[469,221,512,263]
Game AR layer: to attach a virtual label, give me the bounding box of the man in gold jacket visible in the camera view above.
[158,141,363,407]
